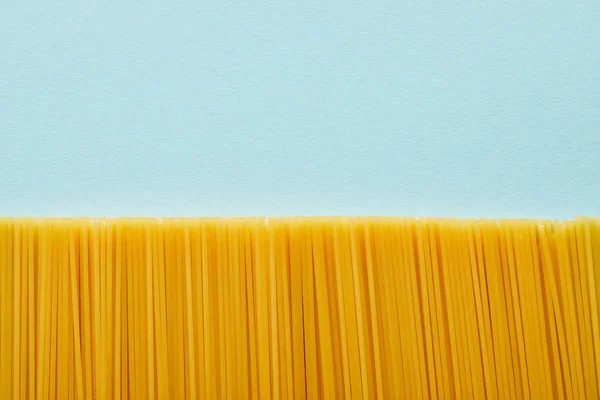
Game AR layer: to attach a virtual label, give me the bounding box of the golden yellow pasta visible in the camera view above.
[0,217,599,399]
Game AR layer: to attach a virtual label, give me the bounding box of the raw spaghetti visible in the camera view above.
[0,217,599,399]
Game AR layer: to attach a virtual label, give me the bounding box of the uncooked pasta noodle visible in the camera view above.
[0,217,599,398]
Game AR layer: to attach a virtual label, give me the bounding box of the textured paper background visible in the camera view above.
[1,3,599,218]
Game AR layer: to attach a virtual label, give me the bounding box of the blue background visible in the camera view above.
[1,3,599,218]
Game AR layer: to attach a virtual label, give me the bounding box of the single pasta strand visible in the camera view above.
[1,223,13,399]
[105,223,114,398]
[146,226,157,400]
[234,223,243,396]
[13,223,21,398]
[120,225,129,400]
[48,225,58,400]
[125,226,136,400]
[137,225,149,399]
[268,222,281,400]
[227,224,239,399]
[156,225,170,398]
[91,224,102,398]
[289,221,307,399]
[300,223,319,399]
[216,224,228,399]
[172,225,184,400]
[98,223,107,400]
[273,222,293,399]
[257,222,273,397]
[282,224,295,400]
[34,225,47,400]
[69,225,85,399]
[201,224,215,398]
[113,223,122,399]
[244,223,259,399]
[27,223,36,400]
[191,224,206,396]
[57,226,69,398]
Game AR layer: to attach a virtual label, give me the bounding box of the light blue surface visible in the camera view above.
[1,3,599,218]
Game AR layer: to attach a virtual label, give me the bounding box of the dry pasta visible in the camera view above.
[0,217,599,399]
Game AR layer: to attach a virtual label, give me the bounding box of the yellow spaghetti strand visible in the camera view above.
[268,221,281,400]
